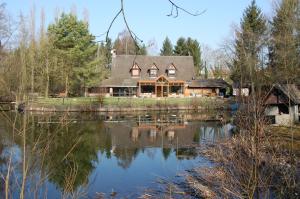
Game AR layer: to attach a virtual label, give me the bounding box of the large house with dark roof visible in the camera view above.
[98,55,195,97]
[95,55,230,98]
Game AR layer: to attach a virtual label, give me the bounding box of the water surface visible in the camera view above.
[0,111,232,198]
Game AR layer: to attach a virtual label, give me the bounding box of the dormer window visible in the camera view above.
[149,63,159,77]
[167,63,177,77]
[130,62,141,77]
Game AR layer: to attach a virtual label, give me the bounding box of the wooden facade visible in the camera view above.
[138,75,185,97]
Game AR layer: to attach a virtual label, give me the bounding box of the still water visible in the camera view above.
[0,111,232,198]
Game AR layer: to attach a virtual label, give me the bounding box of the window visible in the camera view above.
[132,69,140,76]
[167,63,176,77]
[168,69,175,76]
[150,69,157,76]
[131,63,141,77]
[149,63,159,77]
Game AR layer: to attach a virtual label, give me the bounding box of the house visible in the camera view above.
[97,55,195,97]
[186,79,230,97]
[264,84,300,125]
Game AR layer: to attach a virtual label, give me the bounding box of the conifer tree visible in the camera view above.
[187,37,202,77]
[48,13,101,96]
[173,37,188,55]
[269,0,299,83]
[230,0,266,86]
[174,37,202,76]
[160,37,173,56]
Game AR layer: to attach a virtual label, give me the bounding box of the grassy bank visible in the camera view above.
[26,96,229,111]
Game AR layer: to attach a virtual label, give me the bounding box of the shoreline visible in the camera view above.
[17,96,233,112]
[25,104,232,112]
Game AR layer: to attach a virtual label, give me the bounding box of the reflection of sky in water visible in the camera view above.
[88,148,209,197]
[0,112,232,198]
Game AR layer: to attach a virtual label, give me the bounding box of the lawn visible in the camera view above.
[32,96,224,108]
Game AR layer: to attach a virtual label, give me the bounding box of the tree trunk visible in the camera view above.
[45,51,49,98]
[31,64,34,94]
[65,76,69,97]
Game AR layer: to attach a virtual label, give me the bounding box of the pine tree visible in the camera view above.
[174,37,202,76]
[104,37,112,65]
[173,37,188,55]
[48,13,102,96]
[160,37,173,56]
[269,0,299,83]
[231,0,266,86]
[187,37,202,77]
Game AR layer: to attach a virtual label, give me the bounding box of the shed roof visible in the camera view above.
[264,84,300,105]
[187,79,230,88]
[275,84,300,104]
[101,55,195,87]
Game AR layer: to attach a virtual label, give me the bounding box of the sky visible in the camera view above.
[3,0,275,53]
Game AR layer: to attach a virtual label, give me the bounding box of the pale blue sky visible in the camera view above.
[3,0,274,52]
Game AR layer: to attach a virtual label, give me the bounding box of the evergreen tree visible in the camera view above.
[138,44,147,55]
[230,0,266,85]
[160,37,173,56]
[174,37,202,77]
[173,37,188,55]
[187,37,202,77]
[104,37,112,65]
[48,13,102,96]
[269,0,299,83]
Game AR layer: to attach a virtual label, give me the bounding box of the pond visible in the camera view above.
[0,111,233,198]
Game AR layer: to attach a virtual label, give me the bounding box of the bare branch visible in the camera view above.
[167,0,206,18]
[103,0,205,53]
[105,9,122,42]
[120,0,142,47]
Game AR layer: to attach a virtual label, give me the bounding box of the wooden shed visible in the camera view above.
[264,84,300,125]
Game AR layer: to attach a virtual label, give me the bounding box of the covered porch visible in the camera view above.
[138,76,185,97]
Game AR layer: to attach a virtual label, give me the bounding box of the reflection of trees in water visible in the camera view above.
[23,115,102,194]
[0,141,6,197]
[162,148,172,160]
[114,147,140,169]
[97,126,112,159]
[174,148,198,160]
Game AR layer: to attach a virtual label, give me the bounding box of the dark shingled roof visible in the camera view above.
[101,55,195,87]
[188,79,230,88]
[274,84,300,104]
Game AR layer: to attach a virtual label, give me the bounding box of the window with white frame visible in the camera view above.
[149,63,158,77]
[131,63,141,77]
[167,64,176,77]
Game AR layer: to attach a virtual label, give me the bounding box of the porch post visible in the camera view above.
[138,83,141,97]
[181,84,183,95]
[167,84,169,97]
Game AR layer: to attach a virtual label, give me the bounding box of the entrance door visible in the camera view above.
[156,85,168,97]
[156,86,162,97]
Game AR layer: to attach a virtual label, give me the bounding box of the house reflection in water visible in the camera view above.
[104,113,232,152]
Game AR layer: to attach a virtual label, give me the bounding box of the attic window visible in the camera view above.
[167,63,176,77]
[149,63,159,77]
[131,63,141,77]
